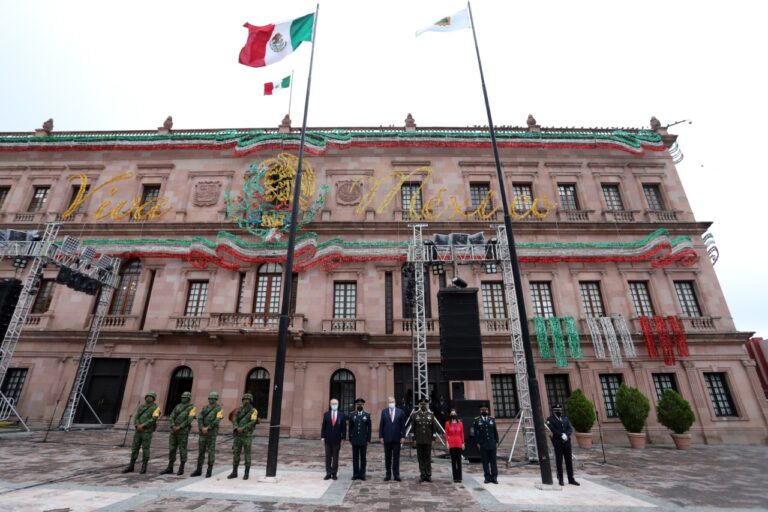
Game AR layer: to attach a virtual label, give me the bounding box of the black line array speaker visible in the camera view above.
[437,287,484,381]
[0,278,22,342]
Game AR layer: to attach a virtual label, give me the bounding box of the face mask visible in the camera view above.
[145,397,154,404]
[555,411,562,416]
[331,404,338,411]
[388,403,395,409]
[481,411,489,417]
[420,405,427,410]
[181,397,190,404]
[356,405,363,411]
[208,399,216,405]
[450,414,458,419]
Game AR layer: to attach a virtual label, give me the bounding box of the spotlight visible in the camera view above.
[61,235,81,255]
[80,246,97,264]
[12,257,28,269]
[451,277,468,288]
[432,263,444,275]
[484,263,498,274]
[95,255,114,272]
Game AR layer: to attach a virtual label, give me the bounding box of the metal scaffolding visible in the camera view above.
[406,223,538,461]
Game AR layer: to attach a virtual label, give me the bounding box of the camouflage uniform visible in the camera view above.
[190,391,223,478]
[228,393,259,480]
[122,391,161,474]
[410,404,436,482]
[160,391,196,475]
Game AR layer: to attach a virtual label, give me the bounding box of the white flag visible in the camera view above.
[416,8,471,37]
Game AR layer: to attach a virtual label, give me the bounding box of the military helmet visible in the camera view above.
[145,391,157,400]
[181,391,192,399]
[208,391,219,399]
[242,392,254,402]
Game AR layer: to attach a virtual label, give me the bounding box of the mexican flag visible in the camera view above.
[239,13,314,68]
[415,8,470,37]
[264,75,291,95]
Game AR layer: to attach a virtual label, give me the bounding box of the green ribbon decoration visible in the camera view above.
[549,317,568,367]
[564,316,583,359]
[534,317,550,358]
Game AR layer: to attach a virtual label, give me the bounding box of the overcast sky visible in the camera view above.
[1,0,765,337]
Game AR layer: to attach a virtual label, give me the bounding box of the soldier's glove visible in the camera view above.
[137,424,144,432]
[561,433,567,441]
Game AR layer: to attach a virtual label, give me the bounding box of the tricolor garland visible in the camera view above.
[639,315,689,365]
[533,316,583,366]
[586,315,637,367]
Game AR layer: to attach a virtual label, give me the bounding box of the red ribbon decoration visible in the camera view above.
[639,316,658,358]
[653,316,675,366]
[667,315,689,357]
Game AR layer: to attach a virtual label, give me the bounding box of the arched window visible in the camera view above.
[255,263,282,324]
[164,366,193,415]
[109,260,141,315]
[330,369,356,414]
[244,367,270,420]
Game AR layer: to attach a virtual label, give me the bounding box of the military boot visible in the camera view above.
[243,465,250,480]
[227,464,238,479]
[159,463,174,475]
[121,461,136,474]
[140,461,148,474]
[176,461,185,475]
[205,465,213,478]
[190,464,202,477]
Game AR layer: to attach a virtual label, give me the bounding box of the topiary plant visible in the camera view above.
[656,389,695,434]
[565,389,596,433]
[615,383,650,433]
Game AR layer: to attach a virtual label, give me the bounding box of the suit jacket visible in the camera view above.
[546,414,573,444]
[321,410,347,444]
[471,415,499,450]
[348,410,372,446]
[379,407,406,443]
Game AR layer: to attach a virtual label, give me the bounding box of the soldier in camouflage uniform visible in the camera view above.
[190,391,223,478]
[121,391,161,474]
[410,397,436,483]
[228,392,259,480]
[160,391,196,476]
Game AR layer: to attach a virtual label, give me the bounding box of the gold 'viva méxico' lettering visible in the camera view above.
[351,167,554,221]
[61,172,172,221]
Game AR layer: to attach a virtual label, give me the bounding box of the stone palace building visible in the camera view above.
[1,114,766,445]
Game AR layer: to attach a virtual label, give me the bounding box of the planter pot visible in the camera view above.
[671,433,691,450]
[573,432,593,449]
[627,432,646,449]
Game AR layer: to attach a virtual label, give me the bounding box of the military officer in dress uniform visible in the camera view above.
[190,391,223,478]
[161,391,196,475]
[472,405,499,484]
[348,397,372,480]
[410,397,436,483]
[121,391,161,474]
[546,404,580,486]
[228,392,259,480]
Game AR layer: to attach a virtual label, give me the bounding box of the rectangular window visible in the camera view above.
[31,279,55,314]
[643,184,664,210]
[184,281,208,316]
[599,374,624,418]
[652,373,678,400]
[65,184,90,214]
[579,281,606,317]
[674,281,702,317]
[333,282,357,318]
[470,183,492,208]
[0,186,10,210]
[236,272,247,313]
[601,184,624,211]
[628,281,655,316]
[544,374,571,412]
[400,183,422,220]
[27,186,50,212]
[385,271,393,334]
[557,184,579,210]
[481,282,507,319]
[530,281,555,318]
[141,184,161,204]
[704,372,737,417]
[491,374,519,419]
[0,368,28,405]
[512,183,533,212]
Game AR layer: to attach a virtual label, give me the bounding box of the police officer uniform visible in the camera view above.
[546,404,580,486]
[348,397,372,480]
[410,398,436,483]
[472,405,499,484]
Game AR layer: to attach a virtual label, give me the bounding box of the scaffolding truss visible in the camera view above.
[407,224,538,461]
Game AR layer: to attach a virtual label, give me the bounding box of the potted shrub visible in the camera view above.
[615,383,650,449]
[565,389,596,448]
[656,389,695,449]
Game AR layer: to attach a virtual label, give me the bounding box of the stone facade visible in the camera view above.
[0,121,766,445]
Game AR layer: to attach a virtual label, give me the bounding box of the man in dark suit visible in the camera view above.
[378,395,406,481]
[348,398,372,480]
[546,403,580,486]
[321,398,347,480]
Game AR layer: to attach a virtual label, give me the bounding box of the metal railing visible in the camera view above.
[322,318,365,333]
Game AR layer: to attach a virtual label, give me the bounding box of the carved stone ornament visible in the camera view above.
[335,180,363,206]
[193,180,222,207]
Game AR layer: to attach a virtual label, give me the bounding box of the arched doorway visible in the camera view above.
[164,366,193,415]
[244,367,270,420]
[330,369,356,414]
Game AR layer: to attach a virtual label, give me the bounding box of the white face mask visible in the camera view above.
[330,404,338,411]
[388,403,396,409]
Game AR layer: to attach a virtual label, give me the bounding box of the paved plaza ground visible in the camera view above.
[0,429,765,511]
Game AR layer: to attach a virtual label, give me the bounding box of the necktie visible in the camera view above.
[390,410,394,422]
[332,412,336,426]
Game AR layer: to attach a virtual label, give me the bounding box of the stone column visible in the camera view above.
[368,362,379,407]
[385,363,394,404]
[291,361,307,437]
[741,359,768,425]
[681,360,711,443]
[116,358,141,425]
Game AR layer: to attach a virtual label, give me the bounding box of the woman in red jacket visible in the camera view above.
[444,408,465,482]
